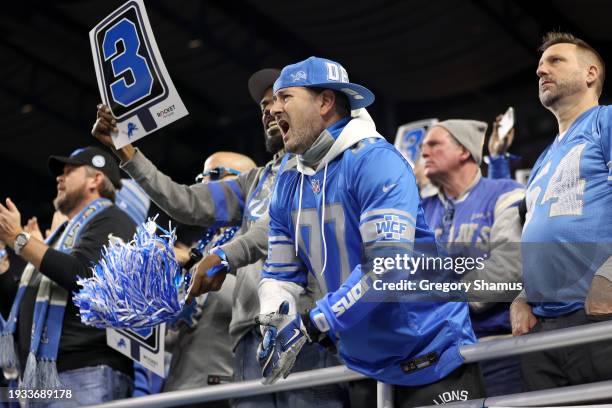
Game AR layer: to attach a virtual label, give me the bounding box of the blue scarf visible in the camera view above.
[0,226,65,370]
[20,198,112,390]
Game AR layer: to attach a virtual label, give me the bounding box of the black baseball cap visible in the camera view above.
[48,147,122,189]
[248,68,281,104]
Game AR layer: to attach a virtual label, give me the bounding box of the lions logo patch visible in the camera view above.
[290,70,307,82]
[127,122,138,138]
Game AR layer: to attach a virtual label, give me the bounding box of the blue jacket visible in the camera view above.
[262,112,476,386]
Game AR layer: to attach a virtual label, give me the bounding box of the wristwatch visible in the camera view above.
[14,232,31,255]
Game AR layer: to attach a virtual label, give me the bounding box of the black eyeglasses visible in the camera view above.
[195,166,241,182]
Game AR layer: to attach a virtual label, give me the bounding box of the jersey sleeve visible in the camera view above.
[219,214,268,272]
[122,148,256,227]
[354,147,420,261]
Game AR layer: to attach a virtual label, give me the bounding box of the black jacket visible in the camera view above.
[0,204,136,376]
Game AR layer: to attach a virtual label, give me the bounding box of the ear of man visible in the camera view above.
[459,146,474,164]
[586,63,600,90]
[84,170,105,195]
[319,89,337,117]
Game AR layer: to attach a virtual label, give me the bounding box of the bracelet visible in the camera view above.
[207,247,230,277]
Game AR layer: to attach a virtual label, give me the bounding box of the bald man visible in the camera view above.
[204,152,256,175]
[173,151,256,265]
[197,152,257,183]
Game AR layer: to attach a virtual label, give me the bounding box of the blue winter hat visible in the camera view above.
[273,56,375,109]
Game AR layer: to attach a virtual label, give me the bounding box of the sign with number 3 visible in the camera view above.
[90,0,188,148]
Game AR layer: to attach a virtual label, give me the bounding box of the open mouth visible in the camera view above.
[278,119,290,138]
[266,119,280,135]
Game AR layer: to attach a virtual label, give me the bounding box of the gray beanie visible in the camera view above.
[435,119,488,165]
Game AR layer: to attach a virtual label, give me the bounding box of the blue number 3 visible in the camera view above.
[103,18,153,107]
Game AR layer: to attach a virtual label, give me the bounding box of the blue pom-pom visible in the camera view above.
[73,218,188,329]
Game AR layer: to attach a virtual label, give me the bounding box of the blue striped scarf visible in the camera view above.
[0,227,64,370]
[12,198,112,389]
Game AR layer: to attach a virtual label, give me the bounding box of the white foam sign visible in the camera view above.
[90,0,188,148]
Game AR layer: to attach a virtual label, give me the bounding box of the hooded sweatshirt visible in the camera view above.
[259,110,477,386]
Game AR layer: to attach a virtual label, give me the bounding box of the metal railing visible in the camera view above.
[88,319,612,408]
[88,366,368,408]
[418,379,612,407]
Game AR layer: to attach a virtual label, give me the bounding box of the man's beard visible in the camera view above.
[53,187,86,216]
[264,131,284,154]
[539,72,583,108]
[283,120,322,155]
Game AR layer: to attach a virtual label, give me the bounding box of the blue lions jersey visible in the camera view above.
[522,106,612,317]
[422,176,524,336]
[263,118,476,386]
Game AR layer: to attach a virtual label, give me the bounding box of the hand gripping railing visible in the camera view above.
[87,319,612,408]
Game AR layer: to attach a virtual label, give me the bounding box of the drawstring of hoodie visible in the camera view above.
[320,162,328,276]
[292,111,382,277]
[293,163,329,277]
[295,173,305,256]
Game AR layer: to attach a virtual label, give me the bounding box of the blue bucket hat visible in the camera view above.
[273,56,375,109]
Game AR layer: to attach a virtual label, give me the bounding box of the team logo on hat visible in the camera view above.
[274,57,375,110]
[92,155,106,168]
[290,71,307,82]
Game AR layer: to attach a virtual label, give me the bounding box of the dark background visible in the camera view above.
[1,0,611,233]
